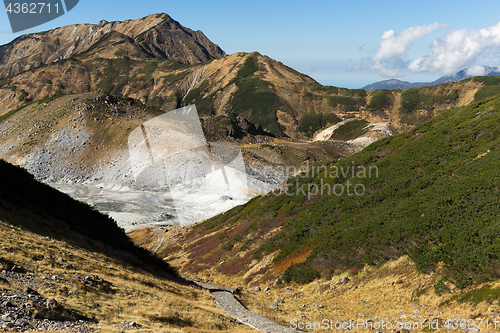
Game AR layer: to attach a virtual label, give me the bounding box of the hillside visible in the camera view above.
[0,159,251,332]
[2,15,500,140]
[159,93,500,295]
[0,91,358,230]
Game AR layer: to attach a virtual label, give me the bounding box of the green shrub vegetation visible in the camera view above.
[474,85,500,102]
[328,119,369,140]
[114,49,129,58]
[200,94,500,288]
[17,89,28,102]
[328,95,355,106]
[298,112,341,137]
[237,53,259,78]
[283,262,320,284]
[0,78,12,88]
[368,91,388,109]
[455,286,500,305]
[229,76,289,136]
[401,88,459,113]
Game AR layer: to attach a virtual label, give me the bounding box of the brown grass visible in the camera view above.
[0,220,246,332]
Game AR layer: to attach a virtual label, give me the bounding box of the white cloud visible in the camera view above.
[408,22,500,75]
[466,65,487,77]
[371,22,446,77]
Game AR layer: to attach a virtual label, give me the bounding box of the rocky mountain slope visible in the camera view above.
[2,14,500,141]
[0,13,225,79]
[0,91,357,230]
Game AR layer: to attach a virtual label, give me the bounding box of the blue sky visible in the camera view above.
[1,0,500,88]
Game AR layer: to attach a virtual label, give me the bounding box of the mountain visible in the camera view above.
[3,14,500,229]
[1,47,498,140]
[362,66,500,90]
[2,15,500,140]
[0,13,225,79]
[3,11,500,329]
[161,92,500,296]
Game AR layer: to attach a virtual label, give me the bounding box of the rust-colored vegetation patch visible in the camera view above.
[273,246,314,274]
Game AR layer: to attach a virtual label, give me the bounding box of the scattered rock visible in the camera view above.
[341,277,350,284]
[114,320,141,330]
[311,302,324,309]
[23,287,39,296]
[2,301,15,307]
[14,319,28,327]
[274,297,284,304]
[273,278,284,287]
[1,313,14,322]
[284,286,292,291]
[263,287,270,292]
[254,286,261,292]
[45,298,59,310]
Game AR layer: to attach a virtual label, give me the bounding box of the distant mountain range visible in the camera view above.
[362,66,500,91]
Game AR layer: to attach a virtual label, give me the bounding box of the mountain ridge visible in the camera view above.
[363,66,500,91]
[0,13,225,79]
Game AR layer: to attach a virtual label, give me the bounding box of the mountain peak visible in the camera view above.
[0,13,225,78]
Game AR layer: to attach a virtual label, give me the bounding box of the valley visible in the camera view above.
[1,11,500,333]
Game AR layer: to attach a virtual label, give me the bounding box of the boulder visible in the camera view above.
[311,302,325,309]
[273,278,284,287]
[23,287,39,296]
[1,313,14,322]
[46,298,59,310]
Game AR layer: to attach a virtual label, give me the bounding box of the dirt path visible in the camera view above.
[187,279,296,333]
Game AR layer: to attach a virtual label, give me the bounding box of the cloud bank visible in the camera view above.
[372,21,500,77]
[371,22,446,77]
